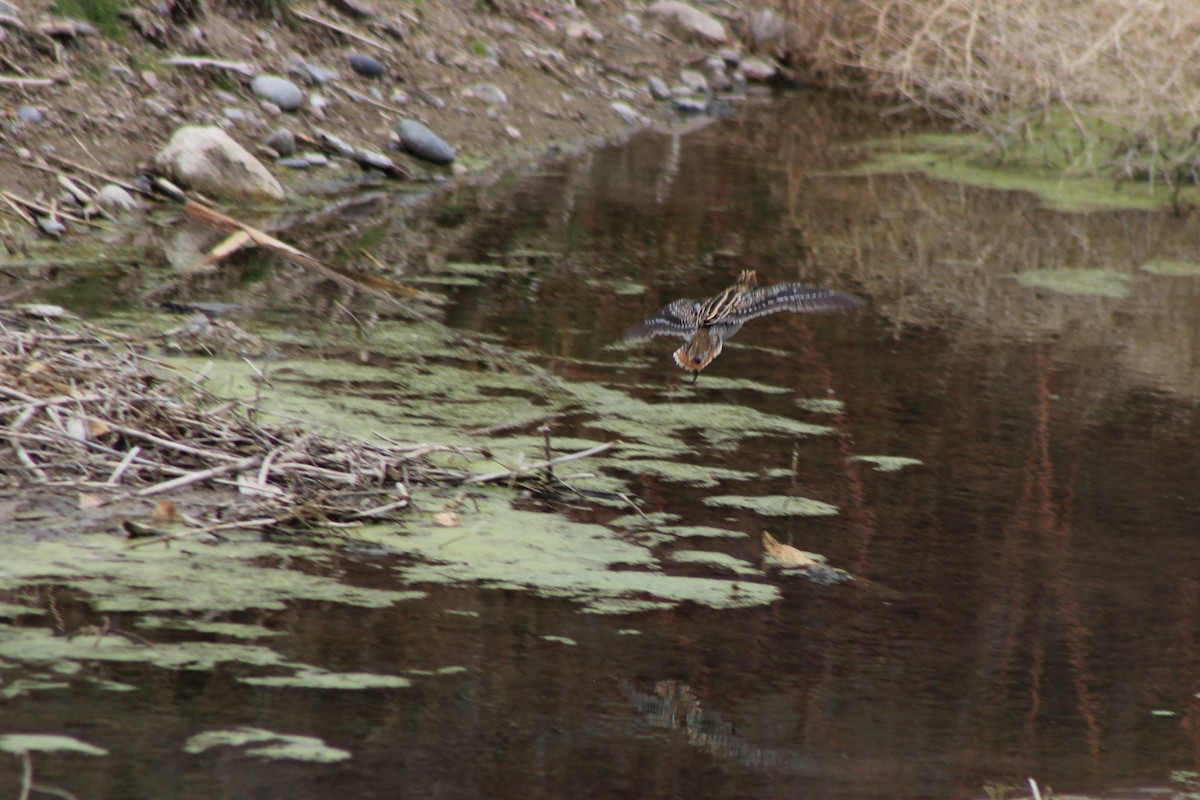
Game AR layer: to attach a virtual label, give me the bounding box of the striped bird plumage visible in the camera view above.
[625,269,861,377]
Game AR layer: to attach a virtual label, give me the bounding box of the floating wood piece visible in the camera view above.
[184,201,424,308]
[161,56,259,78]
[464,440,619,485]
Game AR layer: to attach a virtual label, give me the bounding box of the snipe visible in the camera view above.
[625,270,861,380]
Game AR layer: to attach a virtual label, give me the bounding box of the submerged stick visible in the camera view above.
[136,454,261,497]
[463,440,618,485]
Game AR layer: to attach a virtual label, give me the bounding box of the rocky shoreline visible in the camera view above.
[1,0,797,231]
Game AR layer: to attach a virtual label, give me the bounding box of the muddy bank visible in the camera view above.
[0,0,790,210]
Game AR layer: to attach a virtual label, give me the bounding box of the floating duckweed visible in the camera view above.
[1013,268,1130,298]
[609,511,680,530]
[794,397,845,414]
[612,280,648,296]
[0,734,107,756]
[850,455,924,473]
[0,679,71,700]
[658,525,748,539]
[668,550,761,576]
[0,603,43,620]
[621,459,754,487]
[240,670,413,689]
[135,618,284,639]
[441,261,515,276]
[703,494,839,517]
[540,635,577,646]
[1141,259,1200,276]
[387,497,780,612]
[184,728,350,763]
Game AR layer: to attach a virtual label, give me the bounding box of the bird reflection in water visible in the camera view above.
[625,270,862,381]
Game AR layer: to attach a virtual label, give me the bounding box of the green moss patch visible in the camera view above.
[703,494,839,517]
[184,728,350,763]
[850,455,924,473]
[1014,268,1131,298]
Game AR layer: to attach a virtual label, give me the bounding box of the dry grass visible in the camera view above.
[787,0,1200,182]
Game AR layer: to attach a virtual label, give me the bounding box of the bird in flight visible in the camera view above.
[625,270,862,380]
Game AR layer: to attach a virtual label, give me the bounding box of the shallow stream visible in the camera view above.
[2,92,1199,799]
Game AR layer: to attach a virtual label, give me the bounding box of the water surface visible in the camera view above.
[3,92,1199,799]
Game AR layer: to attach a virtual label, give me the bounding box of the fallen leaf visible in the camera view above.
[88,419,112,437]
[433,511,460,528]
[762,531,817,567]
[153,500,181,524]
[78,493,106,510]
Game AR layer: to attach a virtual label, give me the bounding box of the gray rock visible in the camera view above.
[110,64,136,83]
[154,125,285,202]
[670,97,708,114]
[348,52,386,78]
[276,157,311,170]
[749,9,787,48]
[302,152,329,166]
[396,119,456,165]
[708,71,733,92]
[647,76,671,100]
[741,56,778,82]
[250,75,304,112]
[648,0,728,44]
[464,83,507,105]
[263,128,295,157]
[610,101,649,126]
[288,59,339,86]
[679,69,708,93]
[17,106,44,124]
[92,184,143,214]
[37,217,66,237]
[716,47,741,67]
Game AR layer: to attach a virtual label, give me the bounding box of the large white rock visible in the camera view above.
[154,126,285,202]
[648,0,729,44]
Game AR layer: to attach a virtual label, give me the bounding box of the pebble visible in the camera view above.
[92,184,143,214]
[741,56,778,82]
[250,74,304,112]
[679,69,708,94]
[288,59,339,86]
[670,97,709,114]
[396,119,456,165]
[749,9,786,48]
[276,157,311,169]
[348,52,386,78]
[110,64,136,83]
[37,217,66,237]
[302,152,329,166]
[263,127,295,157]
[716,47,741,67]
[17,106,44,124]
[465,83,508,105]
[414,87,447,109]
[647,0,729,44]
[647,76,672,100]
[505,125,521,140]
[611,101,649,125]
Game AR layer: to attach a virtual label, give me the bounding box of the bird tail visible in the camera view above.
[672,330,723,372]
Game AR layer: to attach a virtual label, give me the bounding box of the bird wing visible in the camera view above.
[624,299,699,340]
[734,283,862,322]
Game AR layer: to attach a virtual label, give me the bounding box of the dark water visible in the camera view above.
[5,93,1200,799]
